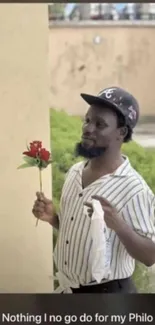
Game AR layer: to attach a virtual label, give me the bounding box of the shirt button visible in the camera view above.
[66,240,69,244]
[79,193,83,197]
[65,261,67,265]
[71,217,74,221]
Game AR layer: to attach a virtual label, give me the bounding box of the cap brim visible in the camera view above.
[80,93,125,120]
[81,93,112,107]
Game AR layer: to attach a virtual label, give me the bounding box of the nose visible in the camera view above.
[83,122,96,135]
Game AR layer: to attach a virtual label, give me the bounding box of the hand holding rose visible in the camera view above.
[18,140,52,226]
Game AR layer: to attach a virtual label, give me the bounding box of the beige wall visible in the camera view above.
[49,24,155,117]
[0,4,53,292]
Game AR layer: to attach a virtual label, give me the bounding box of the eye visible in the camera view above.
[96,121,107,128]
[96,121,103,128]
[84,117,90,124]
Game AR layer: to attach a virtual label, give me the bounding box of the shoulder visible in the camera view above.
[125,166,155,206]
[120,159,154,206]
[61,161,84,197]
[63,161,84,182]
[130,167,154,196]
[66,161,84,176]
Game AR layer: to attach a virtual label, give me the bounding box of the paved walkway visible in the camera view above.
[134,135,155,148]
[134,124,155,148]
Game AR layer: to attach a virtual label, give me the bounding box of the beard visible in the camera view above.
[75,142,107,159]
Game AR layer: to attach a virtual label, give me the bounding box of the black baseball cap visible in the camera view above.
[81,87,139,129]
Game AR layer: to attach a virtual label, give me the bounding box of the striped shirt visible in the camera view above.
[54,156,155,286]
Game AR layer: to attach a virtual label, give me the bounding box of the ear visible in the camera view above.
[120,126,128,139]
[117,126,128,141]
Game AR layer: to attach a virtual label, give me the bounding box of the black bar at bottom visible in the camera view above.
[0,294,154,325]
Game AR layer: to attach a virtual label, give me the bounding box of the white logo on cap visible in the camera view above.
[98,88,116,99]
[128,106,136,120]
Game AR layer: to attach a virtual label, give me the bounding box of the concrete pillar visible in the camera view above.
[0,4,53,293]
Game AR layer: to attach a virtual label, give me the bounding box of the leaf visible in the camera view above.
[48,160,53,164]
[36,157,41,167]
[39,159,53,169]
[23,156,37,166]
[26,139,30,151]
[41,160,48,168]
[17,163,35,169]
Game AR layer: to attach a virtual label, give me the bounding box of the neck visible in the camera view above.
[88,150,124,174]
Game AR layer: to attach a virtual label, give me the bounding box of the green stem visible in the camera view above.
[39,167,42,192]
[36,168,42,227]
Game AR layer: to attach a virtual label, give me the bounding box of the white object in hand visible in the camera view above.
[91,199,111,283]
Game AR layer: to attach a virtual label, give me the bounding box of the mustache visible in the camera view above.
[75,142,107,159]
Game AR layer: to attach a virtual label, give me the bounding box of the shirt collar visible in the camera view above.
[112,155,133,177]
[74,155,133,178]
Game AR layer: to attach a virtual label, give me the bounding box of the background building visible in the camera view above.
[49,3,155,121]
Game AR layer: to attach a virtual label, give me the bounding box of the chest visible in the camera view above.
[60,168,133,220]
[82,167,106,189]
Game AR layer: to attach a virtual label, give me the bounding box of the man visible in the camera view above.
[33,87,155,293]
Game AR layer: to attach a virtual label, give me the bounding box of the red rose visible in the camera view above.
[22,140,51,162]
[23,141,43,158]
[30,141,42,150]
[23,147,38,158]
[39,148,50,162]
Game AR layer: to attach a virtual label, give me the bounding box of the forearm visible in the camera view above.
[49,213,59,230]
[116,221,155,267]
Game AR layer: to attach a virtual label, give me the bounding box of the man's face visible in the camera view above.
[75,105,123,159]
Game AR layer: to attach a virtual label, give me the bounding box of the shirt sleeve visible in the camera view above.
[122,189,155,242]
